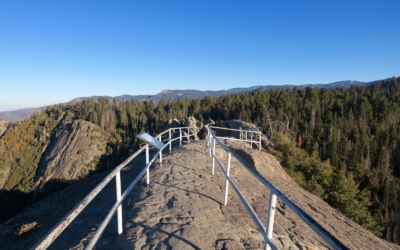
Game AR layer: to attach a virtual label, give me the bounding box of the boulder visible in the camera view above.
[183,116,197,127]
[199,119,215,140]
[203,119,215,126]
[164,119,181,130]
[163,119,183,140]
[195,121,203,130]
[183,116,200,140]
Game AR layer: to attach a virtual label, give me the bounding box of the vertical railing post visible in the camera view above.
[169,129,172,154]
[240,126,242,140]
[159,147,163,165]
[180,128,182,146]
[115,171,123,234]
[224,152,232,206]
[251,134,253,148]
[187,127,190,142]
[208,127,212,157]
[146,144,150,187]
[259,132,262,151]
[212,137,216,175]
[265,192,277,250]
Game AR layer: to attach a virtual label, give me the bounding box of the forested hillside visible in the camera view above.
[0,108,118,223]
[1,77,399,244]
[66,76,400,244]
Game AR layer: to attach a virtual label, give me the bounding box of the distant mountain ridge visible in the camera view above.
[0,80,369,121]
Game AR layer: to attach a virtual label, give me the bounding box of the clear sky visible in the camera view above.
[1,1,399,112]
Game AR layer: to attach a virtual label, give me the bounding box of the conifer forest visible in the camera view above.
[1,77,400,244]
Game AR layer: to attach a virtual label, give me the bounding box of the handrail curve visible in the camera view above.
[208,126,348,250]
[32,124,348,250]
[32,127,196,250]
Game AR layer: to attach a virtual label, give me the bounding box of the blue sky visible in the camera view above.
[1,1,399,112]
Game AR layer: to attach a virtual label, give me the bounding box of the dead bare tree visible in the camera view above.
[263,105,296,140]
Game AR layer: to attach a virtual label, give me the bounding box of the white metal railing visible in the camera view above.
[210,126,263,151]
[32,127,196,250]
[33,125,347,250]
[207,126,348,250]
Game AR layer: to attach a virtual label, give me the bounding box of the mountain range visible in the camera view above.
[0,80,368,121]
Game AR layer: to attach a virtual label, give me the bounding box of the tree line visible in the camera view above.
[1,77,399,244]
[67,77,400,243]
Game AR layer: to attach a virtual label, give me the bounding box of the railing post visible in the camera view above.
[169,129,172,154]
[208,127,212,157]
[115,171,123,235]
[251,134,253,148]
[240,126,242,140]
[146,145,150,187]
[180,128,182,146]
[187,127,190,142]
[212,137,216,175]
[159,148,162,165]
[224,152,232,206]
[265,192,277,250]
[259,132,262,151]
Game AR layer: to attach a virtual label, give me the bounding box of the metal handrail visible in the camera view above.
[33,124,347,250]
[207,126,348,250]
[210,126,263,151]
[32,127,196,250]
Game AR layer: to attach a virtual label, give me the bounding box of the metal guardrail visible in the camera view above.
[210,126,263,151]
[33,124,347,250]
[32,127,196,250]
[207,126,348,250]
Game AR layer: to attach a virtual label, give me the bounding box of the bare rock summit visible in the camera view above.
[1,139,398,249]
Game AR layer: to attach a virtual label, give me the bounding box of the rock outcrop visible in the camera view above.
[164,118,181,130]
[0,139,397,249]
[0,119,9,137]
[34,119,111,189]
[0,116,113,225]
[183,116,200,140]
[199,119,215,139]
[168,117,271,148]
[218,119,273,148]
[163,116,216,140]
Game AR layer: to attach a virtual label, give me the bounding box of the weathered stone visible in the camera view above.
[183,116,200,140]
[0,119,9,137]
[218,119,273,148]
[164,118,181,130]
[0,140,398,250]
[203,119,215,126]
[198,119,215,140]
[183,116,197,127]
[279,237,299,250]
[195,121,203,130]
[34,119,111,189]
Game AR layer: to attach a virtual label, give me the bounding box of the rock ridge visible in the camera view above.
[33,118,111,192]
[0,139,398,249]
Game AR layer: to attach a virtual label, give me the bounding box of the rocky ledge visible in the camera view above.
[1,139,397,249]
